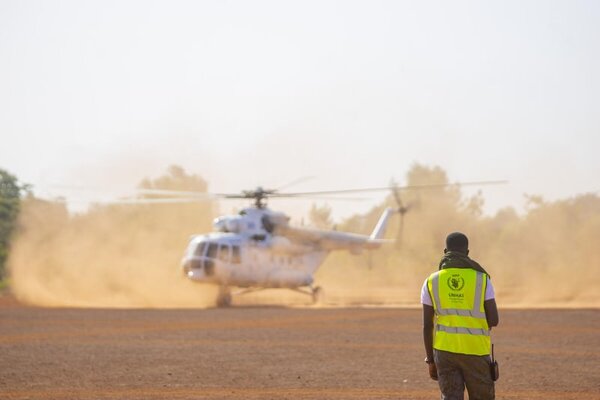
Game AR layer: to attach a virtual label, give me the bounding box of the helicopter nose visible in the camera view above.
[182,258,215,278]
[189,259,204,270]
[183,258,201,275]
[186,268,205,281]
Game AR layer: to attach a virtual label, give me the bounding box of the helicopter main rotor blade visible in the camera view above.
[274,176,316,191]
[134,179,507,203]
[278,180,508,197]
[268,195,368,201]
[135,190,366,202]
[135,188,218,198]
[94,197,214,205]
[136,188,248,199]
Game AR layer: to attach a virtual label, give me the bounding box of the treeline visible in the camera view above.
[0,169,28,281]
[4,164,600,306]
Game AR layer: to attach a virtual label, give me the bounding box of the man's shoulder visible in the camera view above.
[426,269,440,278]
[423,271,438,285]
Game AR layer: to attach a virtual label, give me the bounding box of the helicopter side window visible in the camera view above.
[232,246,241,264]
[194,242,207,257]
[206,243,218,259]
[218,244,230,263]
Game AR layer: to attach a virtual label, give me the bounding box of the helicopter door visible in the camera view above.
[218,243,231,264]
[206,242,218,259]
[231,245,241,264]
[205,242,218,276]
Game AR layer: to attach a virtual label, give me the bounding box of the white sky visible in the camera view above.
[1,0,599,221]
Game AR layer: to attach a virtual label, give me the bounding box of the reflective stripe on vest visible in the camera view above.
[436,324,490,336]
[428,268,491,356]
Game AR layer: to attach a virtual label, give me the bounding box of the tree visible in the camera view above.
[138,165,208,193]
[309,203,333,229]
[0,169,26,279]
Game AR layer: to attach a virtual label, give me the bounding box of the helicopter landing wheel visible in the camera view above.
[311,286,323,304]
[216,286,232,307]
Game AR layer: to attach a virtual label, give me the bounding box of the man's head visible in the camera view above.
[445,232,469,255]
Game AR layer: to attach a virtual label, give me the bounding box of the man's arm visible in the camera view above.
[423,304,435,360]
[484,299,499,328]
[422,304,437,380]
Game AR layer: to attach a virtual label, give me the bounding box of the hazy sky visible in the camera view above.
[1,0,599,220]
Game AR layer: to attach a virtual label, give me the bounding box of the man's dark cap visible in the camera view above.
[446,232,469,252]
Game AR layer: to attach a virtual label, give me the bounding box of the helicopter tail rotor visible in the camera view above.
[390,183,414,248]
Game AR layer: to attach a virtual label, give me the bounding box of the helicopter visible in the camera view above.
[135,180,505,307]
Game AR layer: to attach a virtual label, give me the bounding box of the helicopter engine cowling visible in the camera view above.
[213,216,242,233]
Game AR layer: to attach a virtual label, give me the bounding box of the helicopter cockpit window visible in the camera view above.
[206,243,218,259]
[218,244,230,263]
[231,246,241,264]
[194,242,207,257]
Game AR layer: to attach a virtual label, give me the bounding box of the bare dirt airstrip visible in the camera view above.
[1,293,599,400]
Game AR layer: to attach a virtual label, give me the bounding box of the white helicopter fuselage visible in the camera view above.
[180,205,394,304]
[182,232,327,288]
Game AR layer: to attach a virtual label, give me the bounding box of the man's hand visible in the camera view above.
[428,363,438,381]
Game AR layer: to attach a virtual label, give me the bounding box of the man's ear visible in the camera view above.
[444,248,448,254]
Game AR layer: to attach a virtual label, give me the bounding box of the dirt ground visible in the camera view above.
[0,294,599,400]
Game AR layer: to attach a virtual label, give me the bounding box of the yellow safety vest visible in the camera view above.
[427,268,491,356]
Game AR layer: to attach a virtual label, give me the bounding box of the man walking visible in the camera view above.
[421,232,499,400]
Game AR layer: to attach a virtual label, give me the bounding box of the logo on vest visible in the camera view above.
[447,274,465,291]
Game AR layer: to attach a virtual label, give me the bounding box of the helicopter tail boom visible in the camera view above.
[278,206,395,252]
[369,207,395,240]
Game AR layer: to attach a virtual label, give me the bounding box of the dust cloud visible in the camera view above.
[7,164,600,308]
[8,166,219,308]
[315,165,600,308]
